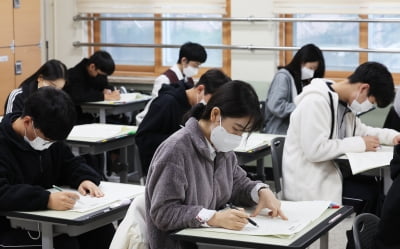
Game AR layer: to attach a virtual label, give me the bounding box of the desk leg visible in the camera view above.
[41,222,54,249]
[119,146,128,183]
[99,109,106,123]
[256,158,266,182]
[383,167,392,195]
[320,233,329,249]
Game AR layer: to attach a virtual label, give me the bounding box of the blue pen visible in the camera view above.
[227,203,259,227]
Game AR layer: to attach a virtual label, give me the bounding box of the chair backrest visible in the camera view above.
[352,213,380,249]
[270,137,285,198]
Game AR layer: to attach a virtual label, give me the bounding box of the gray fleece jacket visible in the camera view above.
[145,117,259,249]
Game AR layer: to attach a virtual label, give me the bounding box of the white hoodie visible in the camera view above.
[282,78,398,203]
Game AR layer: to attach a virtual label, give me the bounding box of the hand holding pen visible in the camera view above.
[48,185,80,211]
[207,204,253,231]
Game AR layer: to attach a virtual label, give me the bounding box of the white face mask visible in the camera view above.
[24,122,54,151]
[348,92,375,114]
[210,116,243,152]
[183,65,199,78]
[301,67,315,80]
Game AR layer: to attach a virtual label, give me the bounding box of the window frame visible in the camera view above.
[279,14,400,83]
[89,1,231,77]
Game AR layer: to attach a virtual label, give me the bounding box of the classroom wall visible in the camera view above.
[44,0,277,100]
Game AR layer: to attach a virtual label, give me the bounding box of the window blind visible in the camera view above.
[76,0,226,14]
[272,0,400,14]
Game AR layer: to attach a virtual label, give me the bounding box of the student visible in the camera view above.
[0,87,115,249]
[136,41,207,125]
[282,62,400,207]
[263,43,325,134]
[375,144,400,248]
[135,69,231,176]
[145,81,286,249]
[64,50,120,124]
[4,59,67,114]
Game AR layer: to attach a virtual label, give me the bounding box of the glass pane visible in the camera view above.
[294,14,359,71]
[162,14,222,68]
[369,15,400,73]
[100,14,155,65]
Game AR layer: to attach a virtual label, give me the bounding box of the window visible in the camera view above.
[92,10,230,76]
[281,14,400,82]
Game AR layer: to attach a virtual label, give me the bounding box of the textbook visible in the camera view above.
[234,133,284,153]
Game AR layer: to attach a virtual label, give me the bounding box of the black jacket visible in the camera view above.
[0,113,101,232]
[4,80,39,114]
[376,144,400,249]
[64,58,113,104]
[135,83,191,174]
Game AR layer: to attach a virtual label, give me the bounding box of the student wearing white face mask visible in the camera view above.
[264,43,325,134]
[283,62,400,213]
[135,42,207,126]
[145,81,287,249]
[135,69,231,176]
[0,87,115,249]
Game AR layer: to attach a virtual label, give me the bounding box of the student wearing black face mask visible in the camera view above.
[0,87,115,249]
[64,50,120,124]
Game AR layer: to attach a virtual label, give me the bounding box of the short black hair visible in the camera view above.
[177,42,207,64]
[22,87,77,141]
[88,50,115,75]
[195,68,231,95]
[192,80,263,133]
[348,62,394,108]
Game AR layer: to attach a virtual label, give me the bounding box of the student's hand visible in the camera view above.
[103,89,112,95]
[104,90,120,101]
[48,192,79,210]
[207,209,249,230]
[251,188,287,220]
[362,135,380,151]
[78,180,104,197]
[392,135,400,145]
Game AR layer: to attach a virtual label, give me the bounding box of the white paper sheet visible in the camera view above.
[50,182,144,212]
[346,145,393,174]
[86,93,151,104]
[204,200,330,237]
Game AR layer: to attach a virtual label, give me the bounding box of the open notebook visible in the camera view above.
[234,133,284,153]
[203,200,330,237]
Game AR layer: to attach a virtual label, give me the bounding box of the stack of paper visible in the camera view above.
[67,124,137,142]
[204,200,330,237]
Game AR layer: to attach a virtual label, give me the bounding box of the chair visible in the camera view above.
[270,137,285,198]
[352,213,380,249]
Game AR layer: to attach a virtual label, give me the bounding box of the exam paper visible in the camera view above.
[346,145,393,174]
[50,181,144,212]
[67,124,137,142]
[204,200,330,237]
[87,93,151,104]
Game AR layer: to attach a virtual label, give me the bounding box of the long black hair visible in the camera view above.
[19,59,67,88]
[283,43,325,94]
[186,80,263,133]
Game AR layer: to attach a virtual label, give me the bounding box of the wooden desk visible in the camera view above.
[2,182,144,249]
[173,206,353,249]
[80,93,151,123]
[66,124,139,183]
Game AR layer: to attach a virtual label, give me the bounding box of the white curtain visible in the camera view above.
[76,0,226,14]
[272,0,400,14]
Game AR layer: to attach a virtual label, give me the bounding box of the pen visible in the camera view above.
[227,203,259,227]
[52,185,63,192]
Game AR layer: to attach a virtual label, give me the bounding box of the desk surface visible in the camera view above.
[173,206,353,249]
[82,93,151,106]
